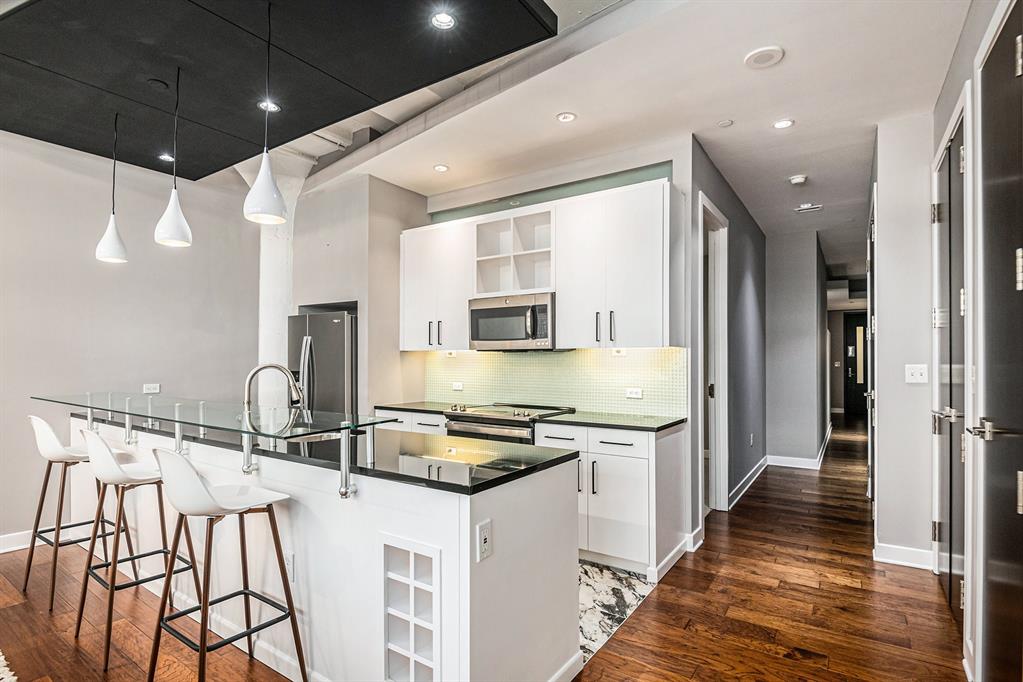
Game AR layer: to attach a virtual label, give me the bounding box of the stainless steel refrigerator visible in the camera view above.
[287,310,358,458]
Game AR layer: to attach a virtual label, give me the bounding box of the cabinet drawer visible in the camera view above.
[535,423,588,450]
[588,428,649,459]
[409,415,448,435]
[374,410,413,431]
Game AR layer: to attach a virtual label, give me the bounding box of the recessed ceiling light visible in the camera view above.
[434,163,449,172]
[556,111,577,123]
[158,153,175,162]
[431,12,456,30]
[794,202,822,213]
[717,119,734,128]
[789,174,807,185]
[509,200,521,206]
[744,46,785,70]
[258,100,281,113]
[773,118,795,129]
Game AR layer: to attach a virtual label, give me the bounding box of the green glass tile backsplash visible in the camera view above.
[423,347,688,418]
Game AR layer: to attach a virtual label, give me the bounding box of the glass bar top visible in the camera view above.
[32,392,395,441]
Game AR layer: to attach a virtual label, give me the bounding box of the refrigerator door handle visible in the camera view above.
[299,334,313,410]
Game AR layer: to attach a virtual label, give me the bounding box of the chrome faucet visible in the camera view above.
[240,363,304,474]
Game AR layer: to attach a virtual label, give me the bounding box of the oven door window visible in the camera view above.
[471,306,530,341]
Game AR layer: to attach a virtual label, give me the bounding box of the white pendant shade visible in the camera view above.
[243,151,287,224]
[95,213,127,263]
[154,188,193,247]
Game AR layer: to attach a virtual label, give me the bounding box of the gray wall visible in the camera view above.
[0,131,259,540]
[933,0,999,151]
[766,231,825,461]
[828,311,846,410]
[691,138,767,498]
[817,239,828,444]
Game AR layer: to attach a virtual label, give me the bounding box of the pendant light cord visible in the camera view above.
[264,0,271,151]
[111,112,118,214]
[173,66,181,189]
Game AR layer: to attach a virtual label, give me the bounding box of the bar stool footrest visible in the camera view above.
[36,517,117,548]
[87,549,194,591]
[160,589,291,653]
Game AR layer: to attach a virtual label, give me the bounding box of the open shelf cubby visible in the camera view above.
[475,209,552,295]
[384,537,439,682]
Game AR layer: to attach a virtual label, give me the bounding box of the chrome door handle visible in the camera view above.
[591,459,597,495]
[967,418,1023,441]
[545,435,575,441]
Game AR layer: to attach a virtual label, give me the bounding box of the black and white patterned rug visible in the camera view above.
[0,649,16,681]
[578,561,652,660]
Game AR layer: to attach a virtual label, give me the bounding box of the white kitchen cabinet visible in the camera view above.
[400,221,474,351]
[576,457,588,550]
[585,452,649,564]
[408,414,448,435]
[554,179,668,349]
[374,409,414,431]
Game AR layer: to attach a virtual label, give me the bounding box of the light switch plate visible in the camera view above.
[904,364,929,384]
[452,382,464,392]
[143,383,161,394]
[626,388,643,399]
[476,519,493,562]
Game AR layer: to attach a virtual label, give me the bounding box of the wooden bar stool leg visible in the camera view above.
[22,461,52,593]
[268,505,308,682]
[197,516,218,682]
[48,461,71,612]
[238,513,254,658]
[147,512,184,682]
[75,483,107,638]
[102,485,126,671]
[95,478,109,563]
[155,482,174,611]
[120,503,141,583]
[182,519,202,600]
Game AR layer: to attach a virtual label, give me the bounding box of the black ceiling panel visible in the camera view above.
[0,0,556,180]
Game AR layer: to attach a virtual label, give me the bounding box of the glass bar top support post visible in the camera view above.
[339,429,356,498]
[85,392,96,432]
[173,403,186,454]
[123,397,137,446]
[366,425,376,468]
[198,401,207,439]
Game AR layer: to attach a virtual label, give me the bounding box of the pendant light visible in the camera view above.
[95,113,128,263]
[154,67,193,247]
[243,1,287,225]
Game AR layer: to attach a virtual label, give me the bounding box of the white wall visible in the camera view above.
[0,131,259,543]
[292,175,428,412]
[874,112,934,563]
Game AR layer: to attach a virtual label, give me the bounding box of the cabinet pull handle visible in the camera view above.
[595,312,600,343]
[438,320,443,345]
[418,422,440,428]
[436,465,442,479]
[427,464,433,479]
[428,321,434,345]
[610,310,615,343]
[577,460,582,493]
[599,440,633,447]
[591,460,597,494]
[545,435,575,441]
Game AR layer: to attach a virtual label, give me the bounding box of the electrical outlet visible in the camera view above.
[612,348,627,357]
[626,388,643,400]
[476,519,493,562]
[445,351,457,358]
[143,383,161,394]
[904,364,929,384]
[452,382,464,391]
[284,551,295,583]
[749,433,754,447]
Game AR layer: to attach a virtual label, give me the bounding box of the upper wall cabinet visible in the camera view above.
[400,221,474,351]
[556,180,668,349]
[400,178,672,351]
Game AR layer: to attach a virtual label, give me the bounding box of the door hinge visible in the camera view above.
[959,288,966,317]
[1015,34,1022,77]
[932,520,940,541]
[871,220,876,242]
[1015,248,1022,291]
[707,383,715,399]
[961,432,967,463]
[959,580,966,609]
[958,145,965,174]
[871,406,876,427]
[871,315,876,335]
[1016,471,1022,514]
[930,203,942,225]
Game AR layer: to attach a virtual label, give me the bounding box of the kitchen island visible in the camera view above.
[33,393,582,682]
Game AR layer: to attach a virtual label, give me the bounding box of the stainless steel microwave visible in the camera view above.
[468,293,554,351]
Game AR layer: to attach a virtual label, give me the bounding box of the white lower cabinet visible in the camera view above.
[584,452,649,563]
[408,415,447,435]
[577,458,589,549]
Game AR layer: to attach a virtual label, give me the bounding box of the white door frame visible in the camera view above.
[698,191,729,512]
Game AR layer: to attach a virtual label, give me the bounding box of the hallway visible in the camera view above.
[577,417,965,680]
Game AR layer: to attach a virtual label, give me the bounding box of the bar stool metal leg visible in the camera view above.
[47,461,71,612]
[268,504,309,682]
[147,512,185,682]
[239,513,254,658]
[22,461,53,593]
[75,482,108,638]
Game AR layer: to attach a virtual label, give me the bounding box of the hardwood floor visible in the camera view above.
[578,415,966,681]
[0,536,288,681]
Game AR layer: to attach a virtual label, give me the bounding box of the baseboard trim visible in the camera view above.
[766,424,831,471]
[873,542,933,570]
[687,525,704,552]
[549,650,584,682]
[728,456,767,509]
[0,531,31,555]
[649,537,688,583]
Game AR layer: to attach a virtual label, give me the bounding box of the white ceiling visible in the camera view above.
[313,0,968,274]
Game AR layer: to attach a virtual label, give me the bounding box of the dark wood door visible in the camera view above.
[843,312,868,417]
[977,4,1023,679]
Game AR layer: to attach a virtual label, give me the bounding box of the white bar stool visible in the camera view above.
[147,447,308,682]
[75,429,201,671]
[23,416,131,611]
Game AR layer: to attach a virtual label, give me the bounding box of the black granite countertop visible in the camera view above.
[374,402,686,432]
[72,413,577,495]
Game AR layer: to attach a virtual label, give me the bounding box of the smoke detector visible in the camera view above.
[789,174,808,185]
[744,46,785,69]
[794,203,822,213]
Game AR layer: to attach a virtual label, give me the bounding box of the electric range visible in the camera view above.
[443,403,574,443]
